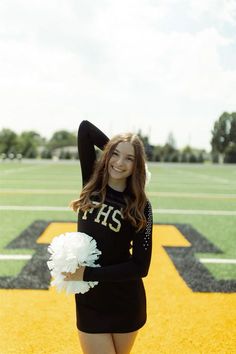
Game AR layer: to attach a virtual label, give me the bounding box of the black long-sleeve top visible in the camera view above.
[77,120,153,282]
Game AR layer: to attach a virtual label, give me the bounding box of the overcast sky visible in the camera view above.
[1,0,236,151]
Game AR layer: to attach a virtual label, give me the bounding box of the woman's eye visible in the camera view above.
[112,151,118,156]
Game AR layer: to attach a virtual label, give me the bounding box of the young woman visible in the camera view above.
[62,120,153,354]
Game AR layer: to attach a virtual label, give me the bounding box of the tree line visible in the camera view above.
[0,112,236,163]
[0,130,77,160]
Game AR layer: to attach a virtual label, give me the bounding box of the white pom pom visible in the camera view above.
[47,232,101,294]
[145,163,151,186]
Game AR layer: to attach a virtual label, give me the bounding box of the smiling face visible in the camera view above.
[108,141,135,189]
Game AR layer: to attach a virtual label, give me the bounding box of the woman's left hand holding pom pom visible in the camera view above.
[62,266,85,281]
[47,232,101,294]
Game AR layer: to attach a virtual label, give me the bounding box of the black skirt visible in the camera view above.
[75,278,147,333]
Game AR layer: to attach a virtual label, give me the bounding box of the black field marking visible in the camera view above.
[162,223,236,293]
[0,220,73,290]
[0,221,235,292]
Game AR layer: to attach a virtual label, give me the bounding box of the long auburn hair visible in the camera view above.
[70,133,148,231]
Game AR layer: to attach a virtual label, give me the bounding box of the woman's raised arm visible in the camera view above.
[78,120,109,185]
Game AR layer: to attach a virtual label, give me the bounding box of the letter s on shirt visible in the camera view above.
[109,209,124,232]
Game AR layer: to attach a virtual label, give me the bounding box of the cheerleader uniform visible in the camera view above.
[75,120,153,333]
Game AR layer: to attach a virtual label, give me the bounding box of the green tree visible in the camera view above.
[48,130,76,150]
[224,143,236,163]
[41,148,52,159]
[211,112,236,163]
[180,146,193,163]
[161,132,178,162]
[153,145,162,161]
[18,131,43,158]
[0,129,18,155]
[198,151,204,163]
[229,113,236,143]
[170,151,180,162]
[137,130,154,160]
[189,153,198,163]
[162,143,176,162]
[166,132,177,149]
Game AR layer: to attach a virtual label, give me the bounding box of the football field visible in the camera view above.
[0,160,236,353]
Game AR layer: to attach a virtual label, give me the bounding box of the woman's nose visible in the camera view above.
[116,157,124,166]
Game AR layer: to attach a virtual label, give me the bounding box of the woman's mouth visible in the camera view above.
[112,166,124,173]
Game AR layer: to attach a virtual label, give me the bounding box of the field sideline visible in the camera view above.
[0,160,236,353]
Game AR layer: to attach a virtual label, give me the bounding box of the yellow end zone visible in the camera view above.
[1,224,236,354]
[37,222,77,244]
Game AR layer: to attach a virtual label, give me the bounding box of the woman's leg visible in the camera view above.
[112,331,138,354]
[78,331,116,354]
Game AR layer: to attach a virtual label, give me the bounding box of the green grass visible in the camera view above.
[0,259,30,277]
[0,160,235,281]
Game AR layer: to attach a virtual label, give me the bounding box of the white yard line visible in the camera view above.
[199,258,236,264]
[0,254,32,260]
[0,205,71,211]
[153,209,236,216]
[148,192,236,199]
[1,255,235,264]
[0,189,236,199]
[0,205,236,215]
[175,169,231,184]
[1,254,235,266]
[1,165,46,175]
[0,188,78,194]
